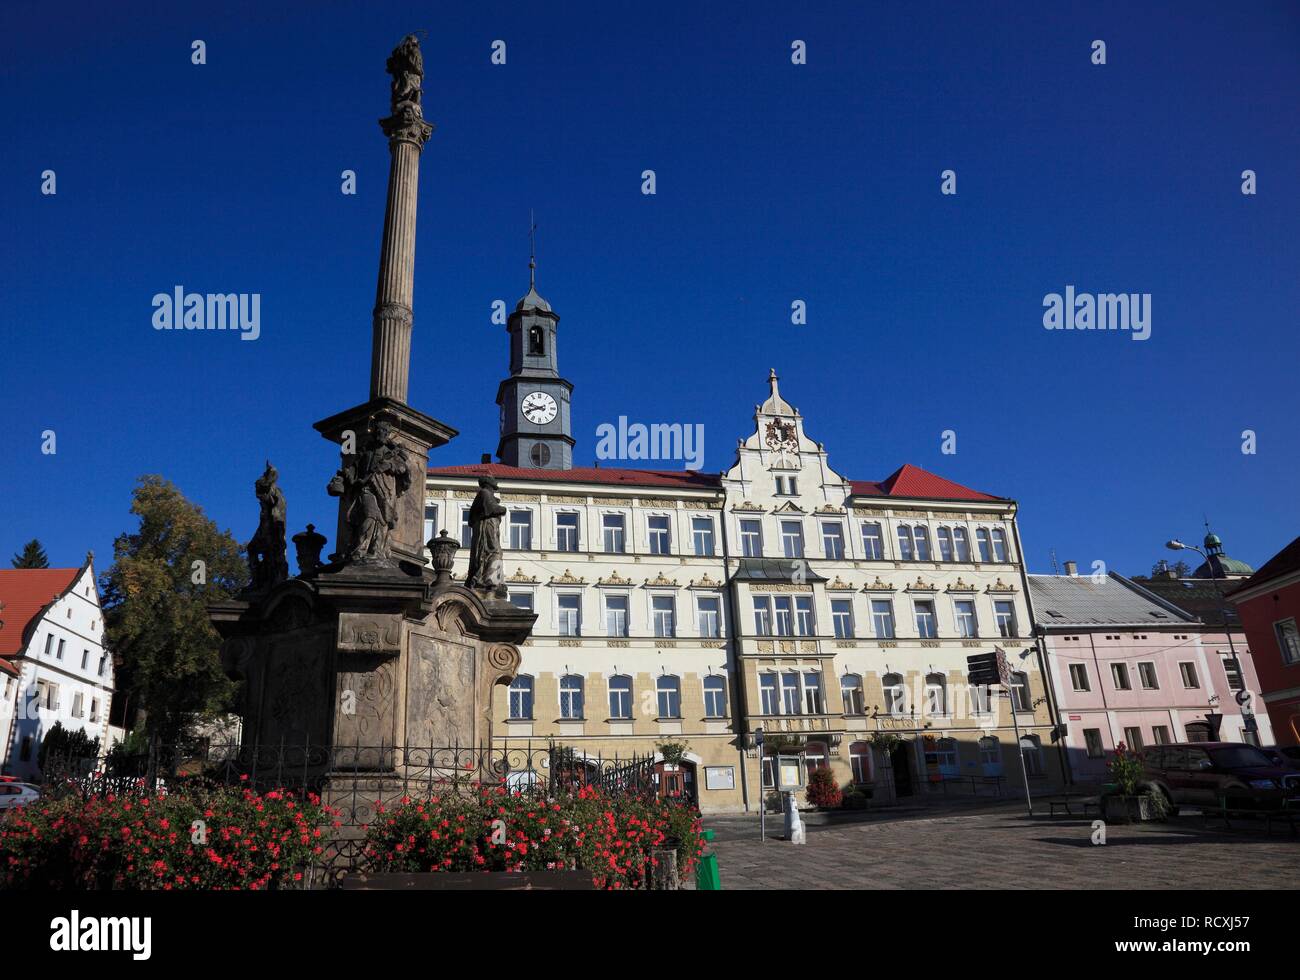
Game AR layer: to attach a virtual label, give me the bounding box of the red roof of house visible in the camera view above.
[427,460,1002,501]
[0,567,80,658]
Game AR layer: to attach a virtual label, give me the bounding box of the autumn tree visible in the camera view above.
[100,475,247,743]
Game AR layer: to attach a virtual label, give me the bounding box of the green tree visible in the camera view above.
[1148,559,1191,578]
[11,539,49,568]
[100,476,247,743]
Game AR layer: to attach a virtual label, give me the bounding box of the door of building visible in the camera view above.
[891,743,914,797]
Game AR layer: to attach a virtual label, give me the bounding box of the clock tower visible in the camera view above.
[495,254,574,469]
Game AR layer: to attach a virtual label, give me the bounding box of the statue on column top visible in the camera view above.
[327,419,411,565]
[387,34,424,112]
[248,461,288,591]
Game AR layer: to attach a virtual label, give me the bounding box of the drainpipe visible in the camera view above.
[720,490,751,812]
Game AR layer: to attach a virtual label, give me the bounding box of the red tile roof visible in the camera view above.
[427,460,1002,501]
[852,464,1003,502]
[0,568,80,658]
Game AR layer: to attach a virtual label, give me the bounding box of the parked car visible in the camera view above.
[1141,742,1300,813]
[0,782,41,811]
[1259,745,1300,771]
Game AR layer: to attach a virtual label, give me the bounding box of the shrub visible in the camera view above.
[1106,742,1144,797]
[806,767,842,809]
[363,783,704,890]
[0,782,335,890]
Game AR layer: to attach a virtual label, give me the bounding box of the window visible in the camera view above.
[98,654,108,677]
[752,597,772,636]
[557,594,581,636]
[528,324,545,355]
[460,507,473,547]
[89,698,99,723]
[508,676,534,720]
[850,741,873,784]
[794,597,815,636]
[508,591,534,612]
[555,512,579,552]
[1010,671,1031,712]
[912,526,931,561]
[72,692,84,718]
[740,519,762,557]
[980,736,1002,775]
[1138,662,1159,690]
[530,444,551,467]
[772,596,794,636]
[696,596,721,638]
[652,596,676,637]
[1179,662,1199,688]
[1153,725,1171,745]
[662,676,688,718]
[821,522,844,559]
[759,673,779,715]
[57,638,65,660]
[44,634,54,656]
[1019,735,1043,775]
[871,600,896,638]
[781,671,802,715]
[954,600,978,638]
[994,601,1017,638]
[953,527,971,562]
[559,675,584,719]
[1123,726,1143,751]
[1221,656,1244,692]
[925,672,947,714]
[775,475,798,496]
[913,600,937,639]
[896,526,914,561]
[991,529,1009,562]
[1083,728,1104,758]
[604,595,629,637]
[1111,663,1131,691]
[841,673,864,715]
[937,527,954,561]
[1069,663,1091,692]
[81,649,89,670]
[927,737,959,777]
[423,503,438,546]
[648,516,671,555]
[608,675,632,719]
[509,510,532,550]
[970,684,992,715]
[831,599,854,639]
[703,675,727,717]
[802,672,823,714]
[602,514,626,553]
[976,529,992,562]
[860,522,884,560]
[780,520,804,558]
[1276,618,1300,665]
[883,672,905,715]
[692,517,715,556]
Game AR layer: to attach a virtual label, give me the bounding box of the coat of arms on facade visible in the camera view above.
[765,419,798,453]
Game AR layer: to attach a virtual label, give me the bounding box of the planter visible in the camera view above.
[1101,794,1158,823]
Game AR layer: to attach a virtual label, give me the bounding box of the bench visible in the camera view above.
[1046,795,1099,817]
[1214,795,1300,836]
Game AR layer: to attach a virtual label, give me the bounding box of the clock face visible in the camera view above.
[521,391,558,425]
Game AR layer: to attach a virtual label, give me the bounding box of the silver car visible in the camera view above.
[0,782,41,811]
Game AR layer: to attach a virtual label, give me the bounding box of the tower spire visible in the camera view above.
[529,210,537,289]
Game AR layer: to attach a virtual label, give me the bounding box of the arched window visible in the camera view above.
[528,325,545,356]
[1020,735,1043,776]
[559,674,584,720]
[936,527,954,561]
[608,674,632,720]
[656,675,681,719]
[927,736,959,778]
[508,675,534,720]
[882,672,905,716]
[895,526,914,560]
[703,675,727,718]
[953,527,971,562]
[991,528,1009,562]
[849,741,874,784]
[840,673,864,715]
[912,526,931,561]
[979,735,1002,776]
[976,528,992,562]
[925,672,947,715]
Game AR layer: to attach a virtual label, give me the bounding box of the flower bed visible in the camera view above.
[362,783,704,890]
[0,782,335,890]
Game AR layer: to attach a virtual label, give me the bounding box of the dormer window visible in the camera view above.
[528,325,545,356]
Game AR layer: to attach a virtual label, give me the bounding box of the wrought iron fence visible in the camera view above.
[33,738,665,884]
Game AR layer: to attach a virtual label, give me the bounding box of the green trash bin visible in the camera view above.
[696,828,721,890]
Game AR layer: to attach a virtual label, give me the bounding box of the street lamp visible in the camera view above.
[1166,538,1249,739]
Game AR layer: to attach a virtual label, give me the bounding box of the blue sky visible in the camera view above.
[2,1,1297,578]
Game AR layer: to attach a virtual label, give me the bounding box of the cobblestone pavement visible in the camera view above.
[704,803,1300,889]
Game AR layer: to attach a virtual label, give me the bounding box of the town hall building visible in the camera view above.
[423,271,1063,812]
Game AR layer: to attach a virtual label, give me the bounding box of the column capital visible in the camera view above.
[379,105,434,147]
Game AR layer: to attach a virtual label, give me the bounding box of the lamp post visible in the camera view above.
[1165,538,1250,740]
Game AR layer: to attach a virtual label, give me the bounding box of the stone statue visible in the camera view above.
[248,461,288,591]
[465,476,506,595]
[327,419,411,565]
[386,33,424,112]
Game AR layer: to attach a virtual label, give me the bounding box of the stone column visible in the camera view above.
[371,106,433,402]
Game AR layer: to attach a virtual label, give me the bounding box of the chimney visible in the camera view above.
[1064,560,1078,577]
[481,453,492,464]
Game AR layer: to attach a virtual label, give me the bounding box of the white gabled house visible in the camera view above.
[0,555,119,778]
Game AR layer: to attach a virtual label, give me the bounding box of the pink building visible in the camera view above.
[1029,572,1272,784]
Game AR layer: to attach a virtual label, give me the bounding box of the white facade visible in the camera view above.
[1,561,116,778]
